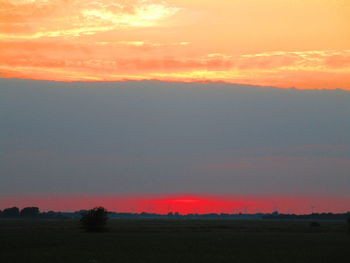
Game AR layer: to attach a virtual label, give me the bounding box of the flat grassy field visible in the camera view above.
[0,219,349,263]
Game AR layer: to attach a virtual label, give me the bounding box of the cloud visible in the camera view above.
[0,53,233,79]
[1,79,349,197]
[194,156,350,195]
[1,1,349,89]
[1,47,350,89]
[0,0,180,39]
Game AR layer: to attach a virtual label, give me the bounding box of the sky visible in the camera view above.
[0,1,349,213]
[1,0,350,89]
[0,79,349,213]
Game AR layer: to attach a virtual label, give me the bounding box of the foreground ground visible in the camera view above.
[0,219,349,263]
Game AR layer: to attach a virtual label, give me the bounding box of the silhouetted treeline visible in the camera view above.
[0,207,67,219]
[108,212,350,220]
[107,212,263,219]
[262,212,350,220]
[1,206,349,220]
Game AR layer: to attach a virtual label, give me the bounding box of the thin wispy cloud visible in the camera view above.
[1,0,349,89]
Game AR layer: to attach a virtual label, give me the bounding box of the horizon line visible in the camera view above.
[2,77,350,91]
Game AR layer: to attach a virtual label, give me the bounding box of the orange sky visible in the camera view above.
[1,0,350,89]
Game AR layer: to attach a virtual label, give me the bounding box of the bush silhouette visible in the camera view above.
[20,207,40,217]
[80,207,108,232]
[2,207,20,217]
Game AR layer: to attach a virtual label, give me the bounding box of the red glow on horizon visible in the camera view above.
[0,194,349,215]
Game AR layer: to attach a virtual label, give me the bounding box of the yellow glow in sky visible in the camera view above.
[1,0,350,89]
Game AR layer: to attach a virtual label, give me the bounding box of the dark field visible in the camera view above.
[1,219,349,263]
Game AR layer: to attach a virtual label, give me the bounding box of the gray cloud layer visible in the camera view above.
[1,79,349,195]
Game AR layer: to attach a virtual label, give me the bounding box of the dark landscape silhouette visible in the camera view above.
[1,206,350,263]
[1,206,349,221]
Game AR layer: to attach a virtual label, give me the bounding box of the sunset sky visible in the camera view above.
[1,79,349,213]
[1,1,349,214]
[1,0,350,89]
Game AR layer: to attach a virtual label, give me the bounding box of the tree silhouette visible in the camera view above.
[20,207,40,217]
[80,207,108,232]
[347,217,350,233]
[2,207,20,217]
